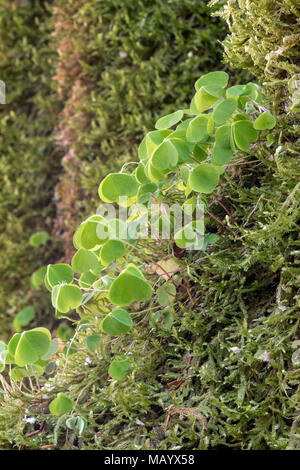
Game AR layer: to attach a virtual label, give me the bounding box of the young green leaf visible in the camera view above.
[189,163,220,194]
[71,249,99,274]
[51,284,83,314]
[46,264,74,288]
[233,120,259,151]
[212,98,237,125]
[186,115,209,143]
[151,140,178,171]
[13,306,35,332]
[100,240,126,266]
[30,266,47,290]
[195,71,229,90]
[108,358,132,381]
[49,393,74,416]
[253,112,276,130]
[13,328,51,367]
[194,88,219,112]
[101,308,133,335]
[108,264,153,306]
[85,335,101,352]
[29,231,49,247]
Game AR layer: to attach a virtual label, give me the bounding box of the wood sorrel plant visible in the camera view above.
[1,71,276,415]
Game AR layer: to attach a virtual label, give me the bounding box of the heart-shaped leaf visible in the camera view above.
[71,249,99,274]
[51,284,83,314]
[100,240,126,266]
[212,98,237,125]
[211,125,234,165]
[46,264,74,289]
[189,164,220,194]
[108,264,152,306]
[13,328,51,367]
[157,283,176,306]
[253,112,276,130]
[85,335,101,352]
[186,115,209,143]
[194,88,219,112]
[30,266,47,290]
[49,393,74,416]
[151,140,178,171]
[233,120,259,151]
[108,358,132,381]
[101,308,133,335]
[74,215,109,250]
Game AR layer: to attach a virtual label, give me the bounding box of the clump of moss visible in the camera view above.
[0,1,63,341]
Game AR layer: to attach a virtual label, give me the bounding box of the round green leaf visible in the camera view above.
[151,140,178,171]
[29,231,49,247]
[85,335,101,352]
[78,215,109,250]
[233,120,259,151]
[189,164,220,194]
[30,266,47,290]
[194,88,219,112]
[212,98,237,125]
[253,112,276,130]
[13,306,35,332]
[145,130,172,159]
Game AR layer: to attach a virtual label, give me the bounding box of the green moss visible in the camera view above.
[0,1,63,341]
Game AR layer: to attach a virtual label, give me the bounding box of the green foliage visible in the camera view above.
[2,0,298,452]
[13,306,35,333]
[29,232,50,247]
[49,393,74,417]
[52,0,247,253]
